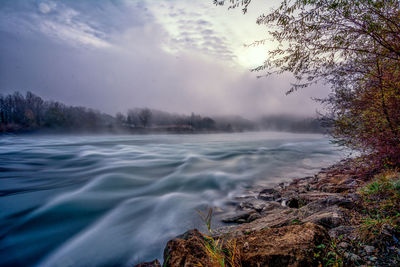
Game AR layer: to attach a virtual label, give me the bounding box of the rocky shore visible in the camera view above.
[136,159,400,266]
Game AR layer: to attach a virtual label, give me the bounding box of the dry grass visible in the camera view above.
[196,208,241,267]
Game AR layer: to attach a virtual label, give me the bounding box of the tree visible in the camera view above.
[115,112,126,124]
[216,0,400,167]
[138,108,152,127]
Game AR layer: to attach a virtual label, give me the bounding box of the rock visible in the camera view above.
[232,208,298,235]
[260,201,284,212]
[163,229,211,267]
[344,252,362,263]
[364,245,375,254]
[258,188,280,201]
[222,210,258,224]
[301,205,345,229]
[259,188,277,194]
[328,226,356,239]
[163,223,328,267]
[134,259,161,267]
[236,222,329,267]
[239,199,283,213]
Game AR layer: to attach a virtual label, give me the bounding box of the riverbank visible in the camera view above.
[136,159,400,266]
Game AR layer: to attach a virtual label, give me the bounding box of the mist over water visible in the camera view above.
[0,132,344,266]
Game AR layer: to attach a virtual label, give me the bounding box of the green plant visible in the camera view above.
[290,219,301,225]
[358,171,400,241]
[314,239,344,267]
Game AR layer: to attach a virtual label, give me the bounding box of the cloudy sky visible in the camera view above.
[0,0,330,118]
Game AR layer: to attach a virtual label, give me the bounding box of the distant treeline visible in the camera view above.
[0,91,116,133]
[0,91,250,134]
[0,91,323,134]
[258,115,325,133]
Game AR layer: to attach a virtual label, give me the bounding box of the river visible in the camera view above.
[0,132,345,266]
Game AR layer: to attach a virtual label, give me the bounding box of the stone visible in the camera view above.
[163,223,329,267]
[222,210,256,224]
[163,229,212,267]
[301,205,345,229]
[239,199,282,213]
[236,222,329,267]
[232,208,298,235]
[134,259,161,267]
[344,252,362,263]
[328,226,356,239]
[258,188,281,201]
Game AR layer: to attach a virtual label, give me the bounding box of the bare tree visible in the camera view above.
[138,108,152,128]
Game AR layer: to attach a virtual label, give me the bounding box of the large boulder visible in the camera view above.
[236,222,329,267]
[163,229,211,267]
[163,223,329,267]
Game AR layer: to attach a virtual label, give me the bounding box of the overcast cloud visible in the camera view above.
[0,0,330,118]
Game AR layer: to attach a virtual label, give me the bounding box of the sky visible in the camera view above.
[0,0,331,118]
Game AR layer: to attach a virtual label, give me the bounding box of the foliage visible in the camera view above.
[0,91,113,132]
[359,170,400,242]
[216,0,400,167]
[314,238,344,267]
[0,91,228,133]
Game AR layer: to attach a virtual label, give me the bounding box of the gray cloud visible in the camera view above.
[0,0,328,118]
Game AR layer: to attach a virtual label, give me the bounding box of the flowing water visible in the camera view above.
[0,132,345,266]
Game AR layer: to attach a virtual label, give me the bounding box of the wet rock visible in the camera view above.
[222,210,258,224]
[239,199,282,213]
[236,222,329,267]
[258,188,280,201]
[134,259,161,267]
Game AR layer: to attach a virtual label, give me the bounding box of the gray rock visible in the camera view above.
[344,252,362,263]
[328,226,356,239]
[222,210,257,224]
[258,188,280,201]
[301,205,345,229]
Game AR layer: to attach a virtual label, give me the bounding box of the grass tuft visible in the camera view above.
[196,208,241,267]
[358,170,400,242]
